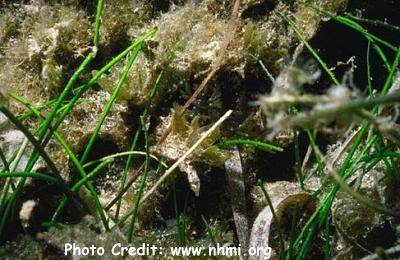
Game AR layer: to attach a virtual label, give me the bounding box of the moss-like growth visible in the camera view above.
[97,53,152,105]
[0,1,92,105]
[59,89,130,153]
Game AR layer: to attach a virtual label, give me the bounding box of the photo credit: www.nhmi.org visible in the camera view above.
[64,242,272,258]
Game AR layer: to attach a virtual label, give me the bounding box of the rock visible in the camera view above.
[332,186,397,258]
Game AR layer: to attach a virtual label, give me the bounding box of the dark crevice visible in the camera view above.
[242,0,278,20]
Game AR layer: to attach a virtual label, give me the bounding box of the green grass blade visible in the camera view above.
[114,42,178,220]
[0,106,77,235]
[0,171,58,183]
[127,116,151,242]
[16,99,56,122]
[0,106,62,184]
[329,168,400,217]
[177,214,187,247]
[323,216,331,260]
[366,42,373,95]
[44,29,156,150]
[49,159,112,226]
[305,130,324,175]
[8,93,109,230]
[292,45,400,257]
[280,13,340,86]
[114,129,140,220]
[17,29,156,230]
[294,130,304,189]
[303,4,398,53]
[217,139,283,152]
[0,54,96,235]
[370,41,391,72]
[72,160,113,192]
[55,129,110,230]
[0,138,29,210]
[258,179,285,255]
[0,0,109,236]
[80,46,142,164]
[201,215,217,248]
[93,0,105,48]
[0,147,9,173]
[285,204,300,259]
[259,60,276,84]
[295,222,317,260]
[120,40,177,238]
[345,13,400,32]
[379,46,400,96]
[38,54,95,145]
[302,3,393,72]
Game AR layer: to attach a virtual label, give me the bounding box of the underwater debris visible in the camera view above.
[256,65,400,140]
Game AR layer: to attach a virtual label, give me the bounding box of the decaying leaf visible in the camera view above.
[152,108,230,195]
